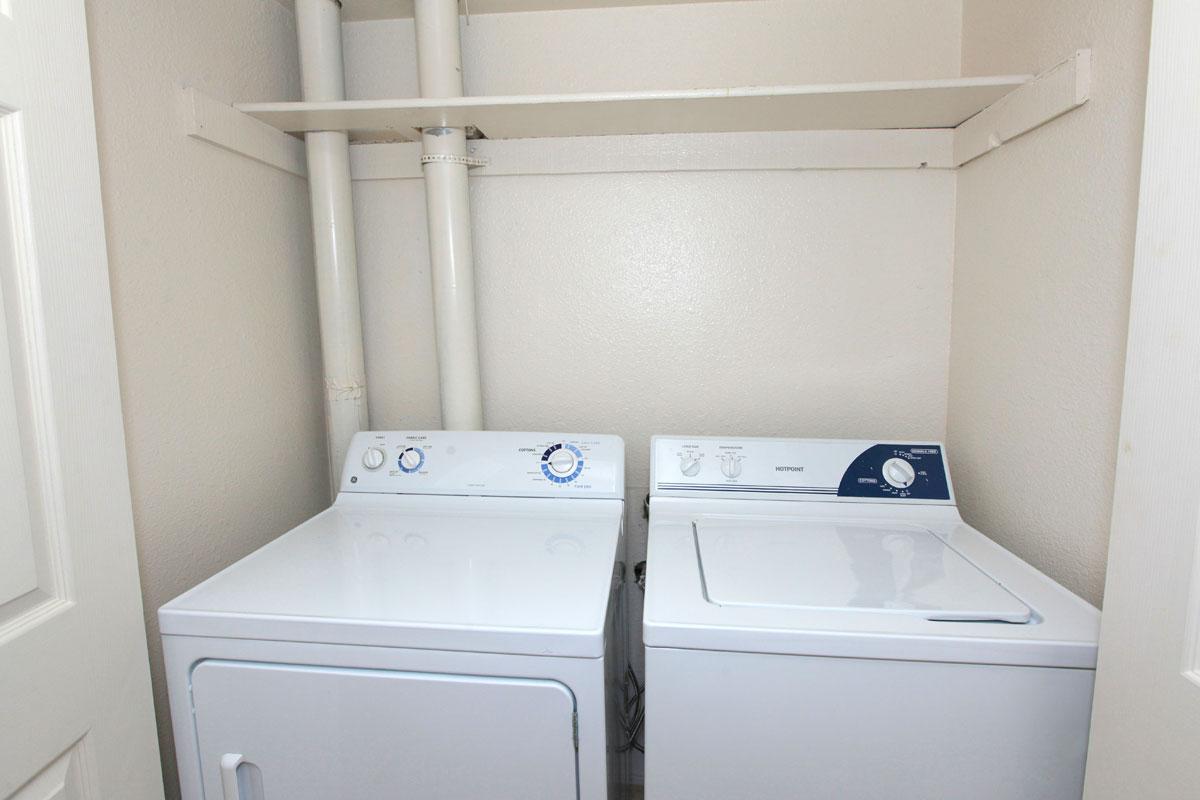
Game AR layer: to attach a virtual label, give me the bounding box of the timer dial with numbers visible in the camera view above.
[541,443,584,483]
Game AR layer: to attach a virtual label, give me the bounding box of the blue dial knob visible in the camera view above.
[398,447,425,473]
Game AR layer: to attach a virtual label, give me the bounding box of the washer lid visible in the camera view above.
[696,518,1032,623]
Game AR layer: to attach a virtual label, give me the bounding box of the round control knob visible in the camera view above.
[720,454,743,479]
[882,457,916,489]
[679,454,703,477]
[546,448,578,476]
[361,446,387,471]
[399,447,424,473]
[541,443,584,483]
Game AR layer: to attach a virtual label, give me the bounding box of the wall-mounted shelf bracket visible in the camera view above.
[954,50,1091,167]
[179,86,307,178]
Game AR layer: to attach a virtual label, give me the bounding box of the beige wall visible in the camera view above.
[345,0,963,97]
[948,0,1152,606]
[85,1,329,797]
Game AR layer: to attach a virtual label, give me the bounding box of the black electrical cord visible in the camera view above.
[618,663,645,753]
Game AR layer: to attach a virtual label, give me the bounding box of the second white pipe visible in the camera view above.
[414,0,484,430]
[296,0,369,490]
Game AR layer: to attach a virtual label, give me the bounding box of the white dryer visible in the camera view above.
[161,430,627,800]
[643,436,1099,800]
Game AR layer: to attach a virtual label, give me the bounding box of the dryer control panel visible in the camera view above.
[651,436,953,504]
[341,431,624,499]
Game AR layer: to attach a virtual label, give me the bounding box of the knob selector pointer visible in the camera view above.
[362,446,387,471]
[541,443,584,483]
[882,457,916,489]
[547,448,578,476]
[399,447,425,473]
[720,454,743,479]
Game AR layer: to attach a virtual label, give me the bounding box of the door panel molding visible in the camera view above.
[7,737,96,800]
[0,108,73,643]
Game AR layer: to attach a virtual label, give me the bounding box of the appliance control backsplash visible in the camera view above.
[651,436,953,504]
[341,431,624,499]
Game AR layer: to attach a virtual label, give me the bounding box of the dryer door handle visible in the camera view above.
[220,753,246,800]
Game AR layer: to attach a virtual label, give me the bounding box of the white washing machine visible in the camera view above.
[161,430,626,800]
[643,436,1099,800]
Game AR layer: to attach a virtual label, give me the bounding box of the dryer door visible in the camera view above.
[190,660,579,800]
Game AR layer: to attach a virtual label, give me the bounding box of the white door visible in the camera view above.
[0,1,163,798]
[1083,1,1200,797]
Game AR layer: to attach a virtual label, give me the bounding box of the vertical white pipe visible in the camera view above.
[414,0,485,430]
[296,0,369,494]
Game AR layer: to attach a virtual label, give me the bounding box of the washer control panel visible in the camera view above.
[651,436,953,504]
[341,431,623,499]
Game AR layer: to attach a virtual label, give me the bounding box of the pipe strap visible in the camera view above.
[420,153,489,168]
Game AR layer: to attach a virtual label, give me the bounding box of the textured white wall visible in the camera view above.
[85,2,328,797]
[948,0,1152,606]
[356,170,957,486]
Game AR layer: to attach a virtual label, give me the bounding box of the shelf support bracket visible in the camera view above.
[954,49,1091,167]
[179,86,307,178]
